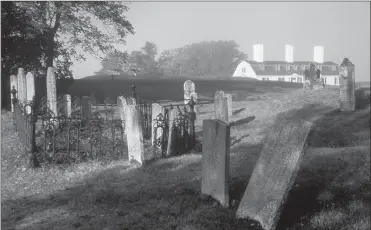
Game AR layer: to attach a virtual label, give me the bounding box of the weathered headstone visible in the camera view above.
[47,67,58,116]
[81,96,91,119]
[166,108,179,156]
[236,117,313,230]
[10,75,17,112]
[25,72,35,114]
[201,119,230,207]
[190,92,199,115]
[125,105,145,165]
[151,103,165,146]
[17,68,27,103]
[184,80,196,105]
[225,94,233,117]
[339,58,356,112]
[63,94,72,117]
[214,91,228,123]
[117,96,127,132]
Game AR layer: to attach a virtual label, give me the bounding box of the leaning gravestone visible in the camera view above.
[236,116,313,230]
[10,75,17,112]
[125,105,145,165]
[339,58,356,112]
[47,67,58,116]
[214,91,229,123]
[17,68,26,103]
[81,96,91,119]
[166,108,179,156]
[201,119,230,207]
[225,94,233,117]
[25,72,35,114]
[184,80,196,105]
[151,103,165,146]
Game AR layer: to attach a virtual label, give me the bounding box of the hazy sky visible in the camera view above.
[71,2,370,81]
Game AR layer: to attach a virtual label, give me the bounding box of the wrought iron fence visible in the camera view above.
[11,88,127,167]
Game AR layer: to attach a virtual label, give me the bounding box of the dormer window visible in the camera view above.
[276,65,280,71]
[332,65,336,71]
[260,64,265,70]
[294,65,298,70]
[301,65,306,70]
[286,65,290,71]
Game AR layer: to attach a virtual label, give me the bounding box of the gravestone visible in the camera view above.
[117,96,127,132]
[339,58,356,112]
[63,94,71,117]
[10,75,17,112]
[214,91,229,123]
[225,94,233,117]
[166,108,179,156]
[81,96,91,119]
[190,92,199,115]
[151,103,165,146]
[201,119,230,207]
[184,80,196,105]
[17,68,26,103]
[125,105,145,165]
[47,67,58,116]
[25,72,35,114]
[236,117,313,230]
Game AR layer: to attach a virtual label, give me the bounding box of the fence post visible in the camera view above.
[27,96,39,168]
[188,96,197,149]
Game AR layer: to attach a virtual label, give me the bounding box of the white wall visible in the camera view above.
[232,61,258,79]
[323,75,340,85]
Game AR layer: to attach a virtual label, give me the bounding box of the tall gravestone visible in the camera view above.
[117,96,127,133]
[151,103,165,146]
[10,75,17,112]
[63,94,72,117]
[214,91,229,123]
[47,67,58,116]
[184,80,196,105]
[17,68,26,103]
[202,119,230,207]
[225,94,233,117]
[125,105,145,165]
[236,117,313,230]
[166,108,179,156]
[25,72,35,114]
[339,58,356,112]
[81,96,91,119]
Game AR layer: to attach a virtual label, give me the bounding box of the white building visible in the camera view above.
[232,45,340,85]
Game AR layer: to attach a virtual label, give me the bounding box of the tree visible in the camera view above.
[95,50,128,76]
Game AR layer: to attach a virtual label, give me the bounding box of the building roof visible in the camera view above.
[242,60,339,76]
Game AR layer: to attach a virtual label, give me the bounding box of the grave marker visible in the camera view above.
[25,72,35,114]
[47,67,58,116]
[125,105,145,165]
[201,119,230,207]
[151,103,165,146]
[17,68,26,103]
[184,80,195,105]
[127,97,136,106]
[81,96,91,119]
[10,75,17,112]
[190,92,199,115]
[63,94,71,117]
[225,94,233,117]
[214,91,228,123]
[236,117,313,230]
[117,96,127,132]
[339,58,356,112]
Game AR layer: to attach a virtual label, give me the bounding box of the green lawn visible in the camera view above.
[1,86,370,230]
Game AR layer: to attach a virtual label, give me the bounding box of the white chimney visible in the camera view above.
[285,44,294,63]
[253,44,264,62]
[313,46,324,63]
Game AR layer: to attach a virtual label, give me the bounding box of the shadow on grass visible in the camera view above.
[232,108,246,116]
[230,116,255,127]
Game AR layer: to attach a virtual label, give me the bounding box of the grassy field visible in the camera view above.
[2,83,370,230]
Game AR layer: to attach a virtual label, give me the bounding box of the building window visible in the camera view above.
[332,65,337,71]
[286,65,290,71]
[335,77,337,85]
[260,64,265,70]
[290,77,296,82]
[278,78,285,81]
[242,67,246,73]
[301,65,306,70]
[297,77,303,83]
[276,65,280,71]
[294,65,298,70]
